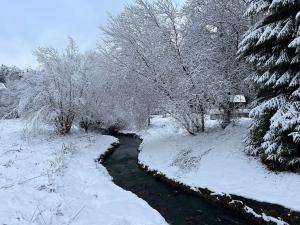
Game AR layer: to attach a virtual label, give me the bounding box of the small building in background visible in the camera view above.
[210,94,250,120]
[230,94,246,106]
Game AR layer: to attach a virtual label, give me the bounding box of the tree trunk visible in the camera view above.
[201,111,205,132]
[222,107,231,129]
[55,112,75,135]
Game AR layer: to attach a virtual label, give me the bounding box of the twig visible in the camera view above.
[37,206,47,225]
[1,174,46,189]
[29,206,39,224]
[199,148,212,161]
[0,149,21,157]
[18,174,46,185]
[67,206,86,225]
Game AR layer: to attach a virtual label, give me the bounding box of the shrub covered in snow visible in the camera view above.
[19,39,100,135]
[0,65,23,118]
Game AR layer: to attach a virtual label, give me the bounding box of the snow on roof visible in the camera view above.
[0,82,7,91]
[230,95,246,103]
[209,108,250,114]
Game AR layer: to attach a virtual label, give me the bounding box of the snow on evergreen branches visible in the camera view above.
[289,36,300,48]
[275,71,291,86]
[289,72,300,87]
[257,24,276,45]
[244,0,270,16]
[277,18,294,40]
[275,50,290,65]
[269,0,297,10]
[239,0,300,170]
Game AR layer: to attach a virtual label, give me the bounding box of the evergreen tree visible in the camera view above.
[238,0,300,171]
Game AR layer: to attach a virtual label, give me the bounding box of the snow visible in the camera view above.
[139,116,300,212]
[243,205,287,225]
[230,95,246,103]
[289,36,300,48]
[0,82,6,91]
[0,119,167,225]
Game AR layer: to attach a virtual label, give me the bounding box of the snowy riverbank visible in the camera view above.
[139,116,300,213]
[0,119,167,225]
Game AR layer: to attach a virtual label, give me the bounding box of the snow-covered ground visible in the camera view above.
[0,119,167,225]
[139,116,300,212]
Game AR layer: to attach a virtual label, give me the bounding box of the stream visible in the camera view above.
[102,134,251,225]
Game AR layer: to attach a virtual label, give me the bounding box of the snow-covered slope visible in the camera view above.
[0,119,167,225]
[139,116,300,212]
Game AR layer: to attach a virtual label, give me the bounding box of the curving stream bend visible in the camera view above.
[102,134,251,225]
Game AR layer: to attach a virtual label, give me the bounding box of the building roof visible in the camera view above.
[230,95,246,103]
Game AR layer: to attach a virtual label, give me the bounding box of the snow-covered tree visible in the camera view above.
[238,0,300,170]
[19,39,99,135]
[183,0,251,128]
[100,0,250,134]
[97,51,161,131]
[73,51,107,132]
[0,65,23,118]
[0,65,9,83]
[100,0,195,132]
[100,0,251,133]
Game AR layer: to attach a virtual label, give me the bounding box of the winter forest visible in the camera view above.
[0,0,300,225]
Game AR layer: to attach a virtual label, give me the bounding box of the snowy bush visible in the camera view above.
[0,65,23,118]
[106,118,128,134]
[19,39,99,135]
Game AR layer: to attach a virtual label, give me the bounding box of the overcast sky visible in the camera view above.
[0,0,134,68]
[1,0,184,69]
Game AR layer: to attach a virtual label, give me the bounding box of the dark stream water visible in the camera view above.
[102,134,251,225]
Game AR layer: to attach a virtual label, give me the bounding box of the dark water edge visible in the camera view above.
[101,134,253,225]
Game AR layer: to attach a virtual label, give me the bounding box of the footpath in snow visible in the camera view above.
[139,116,300,212]
[0,119,167,225]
